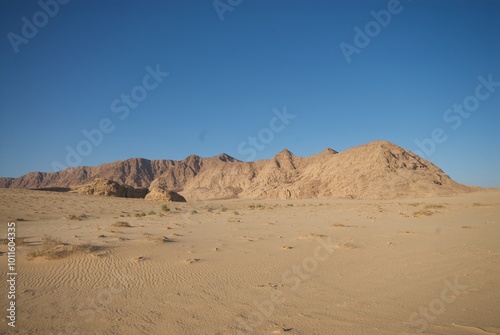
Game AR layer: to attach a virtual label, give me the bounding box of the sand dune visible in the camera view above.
[1,188,499,334]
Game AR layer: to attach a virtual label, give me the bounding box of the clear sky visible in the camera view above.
[1,0,499,187]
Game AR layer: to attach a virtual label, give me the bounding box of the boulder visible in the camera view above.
[145,178,187,202]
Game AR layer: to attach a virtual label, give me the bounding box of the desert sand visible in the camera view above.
[1,188,499,334]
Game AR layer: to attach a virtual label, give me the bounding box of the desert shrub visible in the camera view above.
[161,205,170,212]
[148,210,156,215]
[65,214,87,221]
[413,204,445,217]
[424,204,445,210]
[413,209,433,217]
[27,235,95,260]
[113,221,131,228]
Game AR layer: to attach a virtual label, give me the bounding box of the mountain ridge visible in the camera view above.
[0,141,473,200]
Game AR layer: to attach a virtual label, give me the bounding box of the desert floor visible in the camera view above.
[0,188,499,335]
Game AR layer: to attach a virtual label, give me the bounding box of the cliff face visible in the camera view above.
[0,141,471,200]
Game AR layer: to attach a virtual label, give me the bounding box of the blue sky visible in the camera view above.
[1,0,499,187]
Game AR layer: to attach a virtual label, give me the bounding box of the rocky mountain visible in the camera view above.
[0,141,472,200]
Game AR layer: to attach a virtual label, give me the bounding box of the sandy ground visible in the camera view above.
[0,188,499,335]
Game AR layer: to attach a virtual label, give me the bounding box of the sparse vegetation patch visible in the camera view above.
[65,214,87,220]
[27,235,97,260]
[113,221,131,228]
[413,204,446,217]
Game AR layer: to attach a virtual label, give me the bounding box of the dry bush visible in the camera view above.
[113,221,131,228]
[412,209,434,217]
[65,214,87,220]
[413,204,445,217]
[27,235,97,260]
[424,204,445,210]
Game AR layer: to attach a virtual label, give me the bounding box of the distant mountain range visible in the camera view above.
[0,141,473,200]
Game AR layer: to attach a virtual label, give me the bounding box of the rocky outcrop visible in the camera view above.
[71,178,148,199]
[145,179,187,202]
